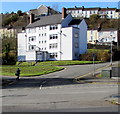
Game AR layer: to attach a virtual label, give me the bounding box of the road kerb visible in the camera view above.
[74,64,112,83]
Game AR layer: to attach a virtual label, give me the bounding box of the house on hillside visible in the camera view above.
[87,28,120,46]
[66,6,120,19]
[29,5,60,19]
[0,27,23,39]
[17,8,88,62]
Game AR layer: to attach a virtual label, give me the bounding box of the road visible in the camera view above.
[2,62,119,112]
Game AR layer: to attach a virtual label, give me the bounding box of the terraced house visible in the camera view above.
[87,28,120,46]
[66,6,120,19]
[17,8,87,61]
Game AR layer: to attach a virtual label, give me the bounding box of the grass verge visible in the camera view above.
[1,65,64,77]
[1,60,103,77]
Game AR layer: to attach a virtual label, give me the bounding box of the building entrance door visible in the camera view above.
[36,51,43,61]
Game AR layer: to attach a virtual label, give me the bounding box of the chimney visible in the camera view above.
[75,6,77,8]
[30,13,34,24]
[62,7,66,19]
[82,6,84,9]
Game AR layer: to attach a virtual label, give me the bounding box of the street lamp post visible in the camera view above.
[110,34,113,66]
[92,53,96,77]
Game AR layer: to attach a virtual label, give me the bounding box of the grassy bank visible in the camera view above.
[1,60,102,77]
[1,65,64,77]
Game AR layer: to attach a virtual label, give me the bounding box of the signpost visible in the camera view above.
[92,53,96,77]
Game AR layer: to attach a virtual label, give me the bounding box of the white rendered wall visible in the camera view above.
[18,33,27,61]
[26,51,36,61]
[98,30,118,42]
[61,27,73,60]
[87,30,99,44]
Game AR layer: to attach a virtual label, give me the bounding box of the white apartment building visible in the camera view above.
[66,6,120,19]
[18,8,87,61]
[87,28,120,45]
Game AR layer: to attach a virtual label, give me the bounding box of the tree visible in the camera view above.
[17,10,23,16]
[2,34,17,64]
[89,14,100,24]
[11,14,19,22]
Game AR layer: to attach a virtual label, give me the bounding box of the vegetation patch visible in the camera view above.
[80,49,110,62]
[1,65,64,77]
[35,60,102,66]
[2,61,102,77]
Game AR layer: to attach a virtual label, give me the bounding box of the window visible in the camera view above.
[29,36,36,42]
[50,53,58,58]
[74,33,79,38]
[29,45,36,50]
[110,31,114,34]
[50,34,58,40]
[75,43,79,48]
[28,28,36,33]
[91,36,93,41]
[49,43,58,49]
[91,31,93,34]
[50,25,58,30]
[45,40,46,43]
[75,52,79,57]
[99,32,103,36]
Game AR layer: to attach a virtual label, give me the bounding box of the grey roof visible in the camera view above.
[26,14,62,28]
[68,19,82,25]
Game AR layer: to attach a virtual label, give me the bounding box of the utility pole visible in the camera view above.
[92,53,96,77]
[110,34,113,66]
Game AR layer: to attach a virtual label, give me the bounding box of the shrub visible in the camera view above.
[80,53,94,61]
[96,51,110,61]
[80,49,110,62]
[2,53,17,65]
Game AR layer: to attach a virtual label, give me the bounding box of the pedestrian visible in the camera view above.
[15,68,21,80]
